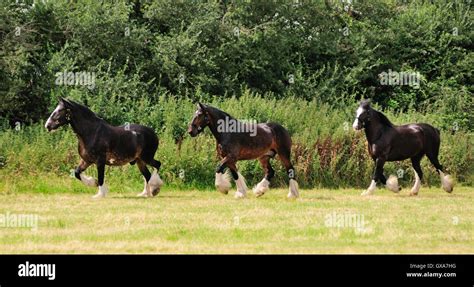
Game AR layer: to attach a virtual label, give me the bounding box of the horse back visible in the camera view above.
[386,123,440,161]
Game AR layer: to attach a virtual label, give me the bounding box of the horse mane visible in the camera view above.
[374,109,394,128]
[68,100,101,120]
[205,105,235,121]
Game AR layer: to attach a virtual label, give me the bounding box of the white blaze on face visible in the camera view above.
[352,107,364,130]
[45,103,62,129]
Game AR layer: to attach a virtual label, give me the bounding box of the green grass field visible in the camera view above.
[0,176,472,254]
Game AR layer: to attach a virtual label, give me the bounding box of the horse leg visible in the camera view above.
[215,157,232,194]
[253,156,274,197]
[362,159,377,196]
[378,158,400,193]
[136,160,152,197]
[426,152,453,193]
[142,158,163,196]
[226,160,247,199]
[92,159,108,199]
[276,149,299,199]
[410,154,424,196]
[74,159,96,187]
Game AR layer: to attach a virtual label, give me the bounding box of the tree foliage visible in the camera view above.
[0,0,472,130]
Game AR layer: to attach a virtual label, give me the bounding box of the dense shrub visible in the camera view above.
[0,0,472,129]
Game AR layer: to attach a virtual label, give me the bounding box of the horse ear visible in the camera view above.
[61,98,73,108]
[198,102,206,110]
[360,99,371,108]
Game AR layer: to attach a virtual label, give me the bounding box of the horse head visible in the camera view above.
[188,102,211,137]
[45,98,74,132]
[352,99,372,130]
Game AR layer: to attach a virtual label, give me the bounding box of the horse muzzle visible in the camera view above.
[188,125,203,137]
[352,119,363,131]
[45,122,54,132]
[188,127,197,137]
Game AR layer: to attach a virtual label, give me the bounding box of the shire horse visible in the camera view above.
[45,98,163,198]
[352,100,454,196]
[188,103,299,199]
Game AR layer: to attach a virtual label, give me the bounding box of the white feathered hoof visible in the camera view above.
[234,172,248,199]
[149,171,163,197]
[410,171,421,196]
[137,179,150,197]
[215,172,231,194]
[80,174,97,187]
[362,180,376,196]
[440,172,454,193]
[136,190,150,197]
[386,175,401,193]
[287,179,299,199]
[92,185,108,199]
[253,178,270,197]
[234,191,246,199]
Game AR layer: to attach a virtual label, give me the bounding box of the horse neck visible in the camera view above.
[207,109,235,142]
[364,114,390,144]
[69,110,103,142]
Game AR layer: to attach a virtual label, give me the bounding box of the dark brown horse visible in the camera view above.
[188,103,299,198]
[352,100,453,196]
[45,98,163,198]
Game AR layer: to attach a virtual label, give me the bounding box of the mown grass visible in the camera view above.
[0,176,472,254]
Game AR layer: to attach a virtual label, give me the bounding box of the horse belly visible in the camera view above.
[106,134,142,166]
[237,138,273,160]
[387,136,423,161]
[105,153,135,166]
[238,147,271,160]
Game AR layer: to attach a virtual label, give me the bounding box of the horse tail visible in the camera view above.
[267,123,299,197]
[267,123,293,169]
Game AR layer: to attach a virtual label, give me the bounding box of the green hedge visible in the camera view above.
[1,0,472,129]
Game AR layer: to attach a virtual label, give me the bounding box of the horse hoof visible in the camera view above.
[288,179,299,199]
[253,179,270,197]
[361,191,373,196]
[215,173,231,194]
[386,175,400,193]
[151,188,160,197]
[409,191,418,196]
[217,187,230,194]
[136,191,149,197]
[440,172,454,193]
[234,191,246,199]
[92,185,108,199]
[287,192,298,199]
[253,187,268,198]
[254,191,265,198]
[148,172,163,195]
